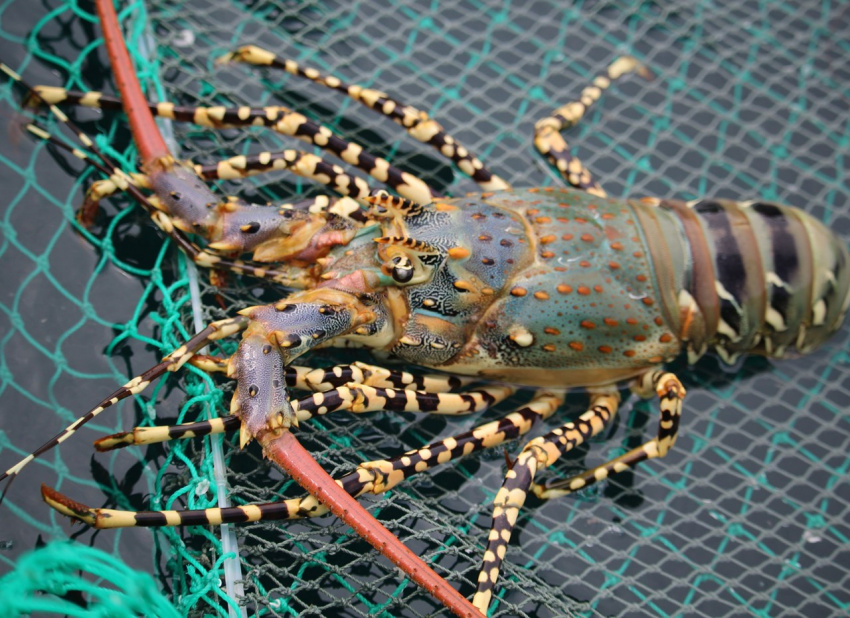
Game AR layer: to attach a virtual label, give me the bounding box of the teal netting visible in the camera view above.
[0,1,848,617]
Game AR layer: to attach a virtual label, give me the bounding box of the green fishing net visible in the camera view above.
[0,0,848,616]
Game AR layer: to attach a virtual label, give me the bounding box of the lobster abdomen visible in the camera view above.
[657,198,850,362]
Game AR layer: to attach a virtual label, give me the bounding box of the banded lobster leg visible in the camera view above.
[534,56,651,196]
[44,391,564,526]
[94,360,479,450]
[219,45,512,192]
[20,65,436,266]
[471,371,685,614]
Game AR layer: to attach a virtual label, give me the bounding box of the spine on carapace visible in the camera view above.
[655,198,850,362]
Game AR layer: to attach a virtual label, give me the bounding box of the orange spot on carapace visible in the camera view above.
[534,291,550,300]
[557,284,572,294]
[659,333,674,343]
[448,247,470,259]
[511,287,527,297]
[540,234,557,244]
[544,327,561,335]
[569,341,584,351]
[580,320,596,329]
[542,343,556,352]
[598,345,613,354]
[577,286,591,295]
[603,318,618,326]
[580,233,594,242]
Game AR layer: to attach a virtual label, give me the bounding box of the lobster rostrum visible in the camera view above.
[2,2,849,616]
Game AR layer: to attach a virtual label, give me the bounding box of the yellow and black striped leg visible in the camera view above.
[100,381,514,451]
[44,390,563,528]
[95,361,478,451]
[0,316,248,484]
[94,415,240,452]
[30,86,436,204]
[533,56,651,196]
[189,357,475,393]
[194,150,379,204]
[290,382,516,421]
[531,370,685,500]
[472,391,621,614]
[220,46,512,192]
[81,149,380,221]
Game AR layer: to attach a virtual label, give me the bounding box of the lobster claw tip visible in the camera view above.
[41,484,97,526]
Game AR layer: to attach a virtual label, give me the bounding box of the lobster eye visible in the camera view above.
[390,255,415,283]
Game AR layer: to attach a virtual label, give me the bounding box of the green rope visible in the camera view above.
[0,543,180,617]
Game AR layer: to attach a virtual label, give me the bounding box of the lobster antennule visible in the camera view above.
[0,317,248,487]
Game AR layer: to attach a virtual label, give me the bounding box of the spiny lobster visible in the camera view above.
[2,1,849,616]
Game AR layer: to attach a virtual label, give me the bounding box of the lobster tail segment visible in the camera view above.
[778,203,850,352]
[682,199,850,361]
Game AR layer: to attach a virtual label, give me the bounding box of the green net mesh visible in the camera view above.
[1,0,848,616]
